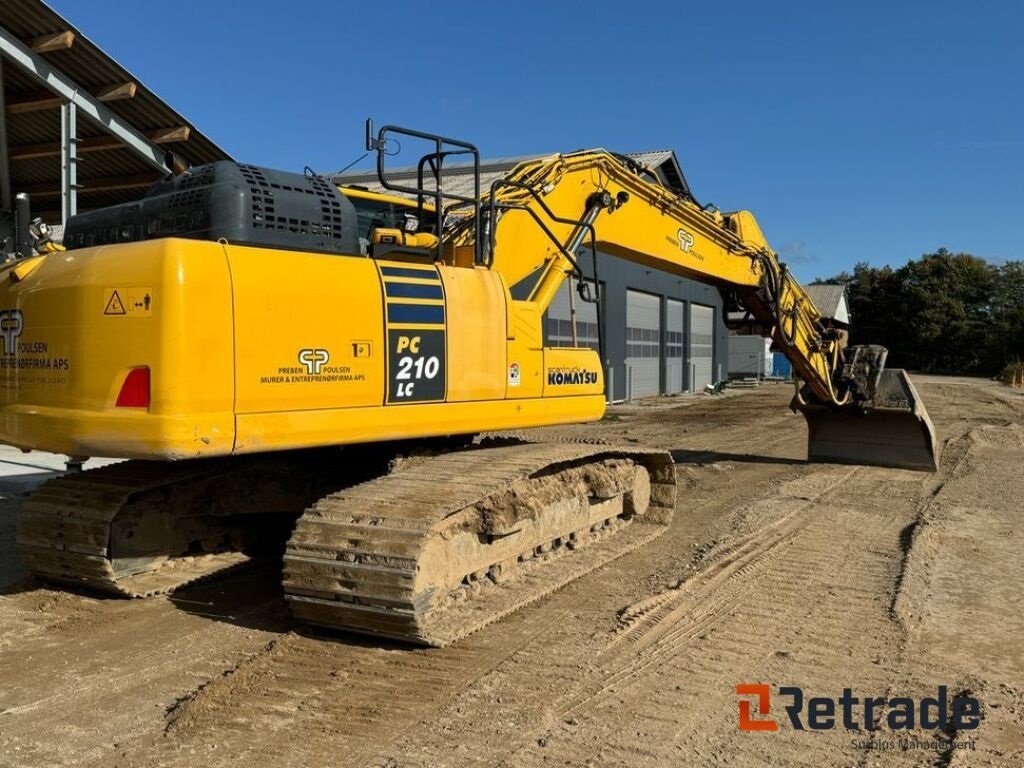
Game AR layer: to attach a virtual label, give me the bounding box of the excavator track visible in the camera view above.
[284,443,676,646]
[16,449,391,597]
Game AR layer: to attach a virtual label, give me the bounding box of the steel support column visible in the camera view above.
[60,101,77,224]
[0,25,167,173]
[0,57,12,212]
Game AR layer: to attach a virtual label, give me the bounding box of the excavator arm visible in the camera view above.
[445,149,939,470]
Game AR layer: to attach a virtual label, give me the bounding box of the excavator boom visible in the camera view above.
[443,147,939,471]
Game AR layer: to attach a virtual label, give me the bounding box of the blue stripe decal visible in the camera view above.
[387,303,446,325]
[384,282,445,300]
[380,266,440,280]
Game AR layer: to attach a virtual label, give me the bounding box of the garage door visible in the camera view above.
[666,299,685,393]
[689,303,714,391]
[546,278,599,351]
[626,290,661,399]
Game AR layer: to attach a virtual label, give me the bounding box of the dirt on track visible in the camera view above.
[0,376,1022,767]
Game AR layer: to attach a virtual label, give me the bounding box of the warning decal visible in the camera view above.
[103,287,153,317]
[104,290,126,315]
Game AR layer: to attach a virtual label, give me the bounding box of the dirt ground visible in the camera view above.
[1,376,1022,767]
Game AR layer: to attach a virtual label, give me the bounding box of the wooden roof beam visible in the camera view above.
[146,125,191,144]
[27,31,76,54]
[9,126,191,160]
[22,172,162,197]
[7,82,138,114]
[94,81,137,102]
[0,24,168,172]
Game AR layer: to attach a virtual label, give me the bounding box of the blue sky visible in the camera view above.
[50,0,1022,281]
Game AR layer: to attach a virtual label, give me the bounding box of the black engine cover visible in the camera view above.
[63,162,360,256]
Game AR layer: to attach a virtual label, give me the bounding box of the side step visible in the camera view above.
[796,369,939,472]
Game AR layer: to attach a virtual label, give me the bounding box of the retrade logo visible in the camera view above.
[735,684,980,733]
[0,309,24,355]
[298,348,330,375]
[736,684,778,731]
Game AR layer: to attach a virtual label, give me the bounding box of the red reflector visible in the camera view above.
[116,367,150,408]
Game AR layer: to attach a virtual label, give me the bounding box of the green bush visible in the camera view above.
[999,361,1024,385]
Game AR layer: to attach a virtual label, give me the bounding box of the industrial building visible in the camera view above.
[727,283,851,380]
[0,0,229,247]
[336,156,729,401]
[0,0,728,403]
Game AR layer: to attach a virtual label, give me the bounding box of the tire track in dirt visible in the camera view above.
[0,569,291,768]
[870,421,1024,767]
[114,409,810,768]
[9,380,1019,768]
[119,599,568,768]
[371,463,930,768]
[582,469,863,697]
[522,469,925,767]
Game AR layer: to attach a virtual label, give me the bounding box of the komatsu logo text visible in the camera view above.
[547,367,599,386]
[0,309,24,355]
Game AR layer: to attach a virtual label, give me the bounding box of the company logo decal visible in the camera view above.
[0,309,24,355]
[676,228,695,252]
[736,684,778,731]
[259,347,365,386]
[735,684,980,750]
[547,366,599,386]
[298,348,330,375]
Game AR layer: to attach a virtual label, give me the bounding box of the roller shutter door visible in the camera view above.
[666,299,685,393]
[625,290,661,399]
[546,279,599,350]
[689,304,714,391]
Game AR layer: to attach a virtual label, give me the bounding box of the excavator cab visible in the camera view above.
[338,185,435,256]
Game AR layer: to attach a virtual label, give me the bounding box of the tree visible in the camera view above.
[989,261,1024,366]
[815,249,1010,374]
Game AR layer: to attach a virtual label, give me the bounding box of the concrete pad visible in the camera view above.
[0,445,121,495]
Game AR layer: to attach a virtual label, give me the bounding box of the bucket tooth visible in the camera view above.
[796,369,939,472]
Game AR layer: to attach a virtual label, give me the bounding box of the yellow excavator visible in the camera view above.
[2,121,937,646]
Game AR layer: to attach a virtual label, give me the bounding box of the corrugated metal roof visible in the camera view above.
[1,0,232,217]
[726,284,850,327]
[334,150,690,201]
[804,283,850,324]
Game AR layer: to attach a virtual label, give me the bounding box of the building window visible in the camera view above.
[625,325,660,359]
[546,278,601,352]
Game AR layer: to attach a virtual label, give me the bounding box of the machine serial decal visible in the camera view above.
[389,333,444,400]
[380,262,447,404]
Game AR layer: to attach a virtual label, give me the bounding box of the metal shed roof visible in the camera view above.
[804,283,850,325]
[0,0,232,223]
